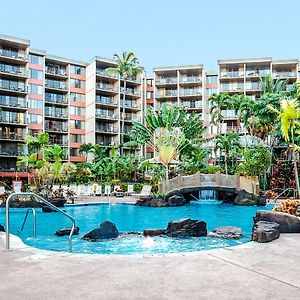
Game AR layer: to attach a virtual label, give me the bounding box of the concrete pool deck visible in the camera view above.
[0,233,300,299]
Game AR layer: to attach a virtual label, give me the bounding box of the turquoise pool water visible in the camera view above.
[0,201,271,255]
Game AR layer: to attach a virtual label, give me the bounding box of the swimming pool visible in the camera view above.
[0,201,271,255]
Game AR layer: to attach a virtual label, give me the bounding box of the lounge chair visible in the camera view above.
[125,184,134,196]
[95,184,102,196]
[133,185,152,199]
[104,184,111,196]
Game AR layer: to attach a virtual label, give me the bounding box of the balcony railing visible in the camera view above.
[49,139,68,146]
[45,81,67,90]
[96,69,118,79]
[245,83,261,90]
[96,140,116,147]
[96,126,117,133]
[45,125,68,132]
[180,89,202,96]
[124,115,140,122]
[0,166,27,172]
[45,67,67,76]
[273,72,297,78]
[220,85,244,92]
[121,88,140,96]
[45,97,68,105]
[0,48,27,61]
[155,77,177,84]
[96,83,118,92]
[0,133,25,140]
[120,101,140,109]
[157,90,177,97]
[96,113,118,120]
[222,110,236,119]
[45,111,68,118]
[182,101,202,109]
[246,70,270,77]
[0,97,26,108]
[96,97,118,106]
[0,64,27,76]
[0,149,25,156]
[0,117,26,124]
[220,71,244,78]
[122,76,140,84]
[180,77,202,83]
[0,81,26,92]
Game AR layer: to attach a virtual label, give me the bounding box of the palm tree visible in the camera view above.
[44,144,66,162]
[106,51,144,154]
[209,93,231,134]
[215,132,240,175]
[79,143,94,162]
[261,74,287,94]
[268,99,300,197]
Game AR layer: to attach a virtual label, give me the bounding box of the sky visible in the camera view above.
[1,0,300,74]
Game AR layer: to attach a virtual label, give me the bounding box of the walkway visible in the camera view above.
[1,233,300,299]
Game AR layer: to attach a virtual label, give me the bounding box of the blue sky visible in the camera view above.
[1,0,299,73]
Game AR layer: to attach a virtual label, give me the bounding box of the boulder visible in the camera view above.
[167,195,190,206]
[252,221,280,243]
[55,226,80,236]
[49,198,66,207]
[166,218,207,237]
[1,198,42,208]
[82,221,119,241]
[257,195,267,206]
[0,224,5,232]
[143,229,166,237]
[254,210,300,233]
[208,226,242,239]
[234,189,256,206]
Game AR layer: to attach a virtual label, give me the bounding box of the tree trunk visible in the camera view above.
[224,153,228,175]
[291,127,300,198]
[120,79,126,155]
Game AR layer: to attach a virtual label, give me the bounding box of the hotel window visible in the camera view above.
[70,148,81,156]
[70,120,84,130]
[28,99,43,109]
[70,65,84,75]
[70,106,85,115]
[28,114,43,124]
[70,134,84,143]
[29,54,43,65]
[146,91,154,99]
[70,79,85,89]
[70,92,85,102]
[207,76,218,84]
[29,69,43,80]
[29,84,43,94]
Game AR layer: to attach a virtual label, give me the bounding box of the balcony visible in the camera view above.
[96,83,118,93]
[95,113,119,121]
[246,70,270,77]
[179,76,202,84]
[121,76,140,85]
[273,72,297,78]
[0,80,27,94]
[0,97,27,110]
[121,88,140,97]
[182,101,202,110]
[45,81,67,91]
[245,83,261,91]
[45,111,68,120]
[48,139,68,146]
[0,116,26,126]
[220,85,244,92]
[0,148,25,157]
[0,133,25,141]
[96,140,117,147]
[96,126,118,134]
[44,96,68,106]
[45,125,68,133]
[179,89,202,97]
[96,69,118,80]
[222,110,237,119]
[45,66,68,77]
[120,101,140,111]
[155,77,177,85]
[220,71,244,78]
[124,115,140,122]
[96,97,118,107]
[156,90,177,98]
[0,48,27,63]
[0,64,27,78]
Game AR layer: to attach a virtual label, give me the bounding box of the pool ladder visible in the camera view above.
[5,192,76,252]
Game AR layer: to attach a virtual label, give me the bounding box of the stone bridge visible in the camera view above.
[158,172,260,196]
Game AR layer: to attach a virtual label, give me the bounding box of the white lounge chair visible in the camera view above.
[125,184,134,196]
[133,185,152,199]
[104,185,111,196]
[95,184,102,196]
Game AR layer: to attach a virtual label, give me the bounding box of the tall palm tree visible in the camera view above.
[268,99,300,197]
[209,93,231,134]
[79,143,94,162]
[215,132,240,175]
[261,74,287,94]
[106,51,144,154]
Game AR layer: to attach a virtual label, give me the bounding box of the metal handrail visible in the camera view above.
[6,192,76,252]
[273,188,296,202]
[20,208,36,238]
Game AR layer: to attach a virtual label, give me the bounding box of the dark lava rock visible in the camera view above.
[82,221,119,241]
[49,198,66,207]
[166,218,207,237]
[143,229,166,237]
[167,194,190,206]
[0,224,5,232]
[252,221,280,243]
[257,195,267,206]
[1,198,42,208]
[254,210,300,233]
[208,226,242,239]
[234,189,256,206]
[55,226,80,236]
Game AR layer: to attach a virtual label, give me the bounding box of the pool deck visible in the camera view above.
[1,233,300,299]
[70,195,137,205]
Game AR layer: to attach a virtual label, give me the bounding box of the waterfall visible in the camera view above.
[198,189,218,201]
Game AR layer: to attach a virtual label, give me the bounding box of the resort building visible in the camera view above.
[0,34,299,182]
